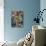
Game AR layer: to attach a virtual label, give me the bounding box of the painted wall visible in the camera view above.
[4,0,40,42]
[0,0,4,42]
[40,0,46,27]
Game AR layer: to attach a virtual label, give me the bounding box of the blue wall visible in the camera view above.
[4,0,40,42]
[40,0,46,27]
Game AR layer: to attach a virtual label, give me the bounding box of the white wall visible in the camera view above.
[0,0,4,42]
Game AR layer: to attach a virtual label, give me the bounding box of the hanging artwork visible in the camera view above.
[11,10,24,27]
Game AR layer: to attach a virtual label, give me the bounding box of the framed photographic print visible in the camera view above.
[11,10,24,27]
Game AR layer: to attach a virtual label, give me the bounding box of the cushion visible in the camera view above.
[17,37,25,46]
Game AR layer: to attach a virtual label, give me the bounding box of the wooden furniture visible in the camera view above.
[31,25,46,46]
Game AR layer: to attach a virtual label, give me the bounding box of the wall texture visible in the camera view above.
[4,0,40,42]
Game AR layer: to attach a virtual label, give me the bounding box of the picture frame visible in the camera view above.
[11,10,24,27]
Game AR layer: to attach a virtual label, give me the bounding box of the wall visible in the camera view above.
[0,0,4,42]
[4,0,40,42]
[40,0,46,27]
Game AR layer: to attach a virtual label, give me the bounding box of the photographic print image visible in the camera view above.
[11,10,24,27]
